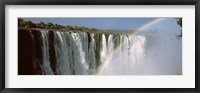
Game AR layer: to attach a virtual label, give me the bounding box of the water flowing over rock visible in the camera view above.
[18,29,182,75]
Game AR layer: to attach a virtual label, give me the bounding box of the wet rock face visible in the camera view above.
[18,30,35,75]
[48,30,57,74]
[18,30,44,75]
[31,30,43,74]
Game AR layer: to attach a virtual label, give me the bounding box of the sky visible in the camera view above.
[22,17,180,31]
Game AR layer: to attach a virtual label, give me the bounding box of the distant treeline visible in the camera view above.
[18,18,99,31]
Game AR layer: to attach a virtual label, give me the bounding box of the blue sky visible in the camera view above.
[22,18,180,31]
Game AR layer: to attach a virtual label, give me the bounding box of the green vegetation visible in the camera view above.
[176,18,182,39]
[177,18,182,27]
[18,18,99,31]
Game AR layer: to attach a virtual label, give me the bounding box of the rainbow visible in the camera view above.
[97,18,167,75]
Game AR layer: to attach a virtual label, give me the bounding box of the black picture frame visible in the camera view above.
[0,0,199,93]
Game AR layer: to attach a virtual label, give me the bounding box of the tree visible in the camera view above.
[44,25,49,29]
[177,18,182,27]
[18,18,24,26]
[47,22,54,29]
[176,18,182,39]
[25,21,36,28]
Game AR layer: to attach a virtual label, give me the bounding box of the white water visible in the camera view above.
[101,35,146,75]
[54,32,71,75]
[101,29,182,75]
[100,34,107,63]
[40,31,54,75]
[88,33,96,74]
[107,35,114,53]
[37,29,181,75]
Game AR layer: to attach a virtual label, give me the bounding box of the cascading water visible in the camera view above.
[54,32,71,75]
[100,34,107,64]
[40,31,54,75]
[100,34,146,75]
[107,35,114,53]
[88,33,96,74]
[27,28,181,75]
[71,32,89,74]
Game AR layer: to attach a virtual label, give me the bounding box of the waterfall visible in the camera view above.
[107,34,114,53]
[70,32,89,74]
[25,29,181,75]
[88,33,96,74]
[40,31,54,75]
[100,34,107,64]
[54,32,71,75]
[100,34,146,75]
